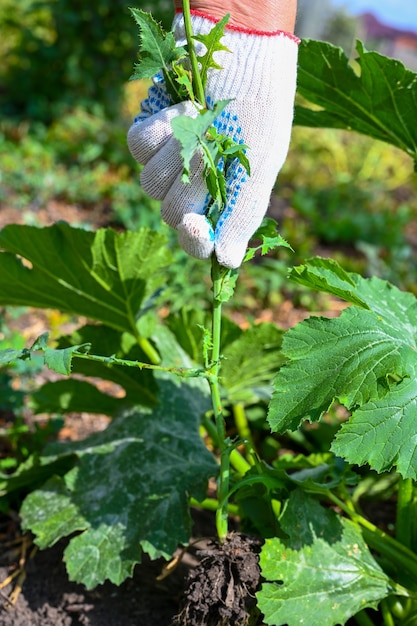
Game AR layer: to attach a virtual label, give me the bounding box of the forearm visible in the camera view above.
[173,0,297,33]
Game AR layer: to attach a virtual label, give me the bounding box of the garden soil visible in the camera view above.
[0,510,264,626]
[1,510,245,626]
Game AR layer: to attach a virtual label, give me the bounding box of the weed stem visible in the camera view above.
[210,256,230,541]
[182,0,206,106]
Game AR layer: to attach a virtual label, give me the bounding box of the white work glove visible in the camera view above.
[128,11,299,269]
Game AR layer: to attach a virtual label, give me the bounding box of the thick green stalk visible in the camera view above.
[190,496,239,516]
[380,599,395,626]
[354,610,377,626]
[137,336,161,365]
[233,402,256,464]
[396,477,415,549]
[202,416,251,476]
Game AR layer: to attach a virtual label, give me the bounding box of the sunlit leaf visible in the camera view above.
[193,14,230,90]
[129,9,186,80]
[0,224,170,335]
[268,259,417,478]
[258,490,392,625]
[296,39,417,165]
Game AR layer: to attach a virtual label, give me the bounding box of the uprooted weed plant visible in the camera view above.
[1,3,417,625]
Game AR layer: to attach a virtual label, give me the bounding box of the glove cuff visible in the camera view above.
[174,8,300,41]
[172,11,299,100]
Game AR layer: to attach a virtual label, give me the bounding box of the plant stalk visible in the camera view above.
[202,416,251,476]
[209,256,230,541]
[233,402,256,464]
[380,599,395,626]
[181,0,233,543]
[396,476,415,549]
[74,350,204,378]
[182,0,206,106]
[189,496,239,516]
[354,609,376,626]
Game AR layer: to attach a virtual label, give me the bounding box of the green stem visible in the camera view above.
[209,256,230,542]
[396,477,415,549]
[380,599,396,626]
[190,496,239,516]
[137,336,161,365]
[181,0,236,543]
[73,350,204,378]
[202,416,251,475]
[182,0,206,106]
[233,402,256,464]
[354,609,376,626]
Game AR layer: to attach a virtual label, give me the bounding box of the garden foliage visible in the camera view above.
[1,10,417,626]
[0,0,173,122]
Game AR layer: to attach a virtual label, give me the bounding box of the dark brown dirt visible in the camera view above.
[173,533,263,626]
[1,543,181,626]
[1,511,263,626]
[0,510,218,626]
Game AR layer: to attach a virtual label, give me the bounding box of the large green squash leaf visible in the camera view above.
[268,258,417,478]
[0,223,171,334]
[296,40,417,165]
[20,373,216,588]
[257,490,392,626]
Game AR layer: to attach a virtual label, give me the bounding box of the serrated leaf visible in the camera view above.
[269,263,417,477]
[268,306,415,431]
[245,218,292,262]
[289,257,369,308]
[216,266,239,303]
[171,62,194,101]
[129,9,186,80]
[171,99,230,181]
[20,374,216,588]
[193,14,230,90]
[295,39,417,164]
[257,490,392,626]
[43,344,89,376]
[0,347,30,366]
[290,257,417,329]
[0,224,170,335]
[332,377,417,479]
[0,333,89,376]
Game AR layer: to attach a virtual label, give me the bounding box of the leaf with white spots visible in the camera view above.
[257,490,392,626]
[20,374,217,588]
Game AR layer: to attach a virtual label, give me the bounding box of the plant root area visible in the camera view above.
[0,511,264,626]
[173,533,263,626]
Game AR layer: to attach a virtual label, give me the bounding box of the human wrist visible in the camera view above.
[173,0,297,33]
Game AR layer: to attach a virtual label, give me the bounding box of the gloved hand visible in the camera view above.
[127,11,299,269]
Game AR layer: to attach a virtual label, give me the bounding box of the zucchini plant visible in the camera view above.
[1,2,417,624]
